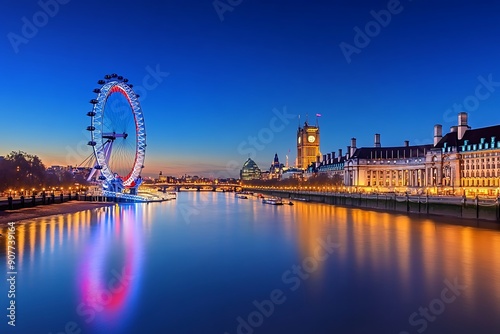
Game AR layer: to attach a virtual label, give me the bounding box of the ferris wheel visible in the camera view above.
[86,73,146,192]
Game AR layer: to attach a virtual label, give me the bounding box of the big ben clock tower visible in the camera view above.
[297,121,320,169]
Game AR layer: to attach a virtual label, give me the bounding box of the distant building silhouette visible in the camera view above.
[240,158,262,181]
[269,153,284,179]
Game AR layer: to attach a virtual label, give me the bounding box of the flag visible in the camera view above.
[316,113,322,117]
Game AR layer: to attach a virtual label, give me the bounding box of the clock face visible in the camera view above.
[298,137,301,144]
[308,135,315,143]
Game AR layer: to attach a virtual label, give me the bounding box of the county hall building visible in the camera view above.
[315,112,500,196]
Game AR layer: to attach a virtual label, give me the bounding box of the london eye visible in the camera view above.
[86,73,146,194]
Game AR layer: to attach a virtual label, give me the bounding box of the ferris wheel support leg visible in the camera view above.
[86,159,100,182]
[87,167,97,182]
[129,177,143,195]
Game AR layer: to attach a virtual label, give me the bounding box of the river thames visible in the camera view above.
[1,192,500,333]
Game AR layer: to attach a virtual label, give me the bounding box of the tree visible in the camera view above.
[0,151,89,193]
[0,151,48,191]
[3,151,47,190]
[0,158,15,191]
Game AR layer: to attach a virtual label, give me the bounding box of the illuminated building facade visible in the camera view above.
[428,112,500,196]
[346,136,432,189]
[315,112,500,195]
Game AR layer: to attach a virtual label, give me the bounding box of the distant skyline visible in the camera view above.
[2,0,500,178]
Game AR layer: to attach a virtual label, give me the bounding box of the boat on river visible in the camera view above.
[262,197,283,205]
[291,197,309,202]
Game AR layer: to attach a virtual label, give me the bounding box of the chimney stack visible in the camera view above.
[457,112,469,140]
[350,138,357,156]
[374,133,381,147]
[331,151,336,161]
[346,146,351,159]
[338,148,342,158]
[404,140,409,147]
[434,124,442,146]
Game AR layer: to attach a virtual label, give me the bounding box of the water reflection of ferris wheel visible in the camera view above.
[78,206,143,332]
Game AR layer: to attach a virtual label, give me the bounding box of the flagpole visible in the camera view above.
[315,113,322,127]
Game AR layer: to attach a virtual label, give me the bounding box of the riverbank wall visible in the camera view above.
[0,193,116,211]
[253,190,500,222]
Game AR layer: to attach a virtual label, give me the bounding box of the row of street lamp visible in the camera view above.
[4,186,89,198]
[243,184,500,198]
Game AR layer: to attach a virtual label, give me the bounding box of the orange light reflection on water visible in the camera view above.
[287,201,500,310]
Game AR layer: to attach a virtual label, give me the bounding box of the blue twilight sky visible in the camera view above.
[1,0,500,178]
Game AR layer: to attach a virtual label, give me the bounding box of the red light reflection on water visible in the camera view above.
[77,205,142,329]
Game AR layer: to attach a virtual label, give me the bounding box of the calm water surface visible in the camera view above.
[1,192,500,334]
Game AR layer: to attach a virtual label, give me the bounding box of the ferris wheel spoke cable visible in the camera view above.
[77,140,108,169]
